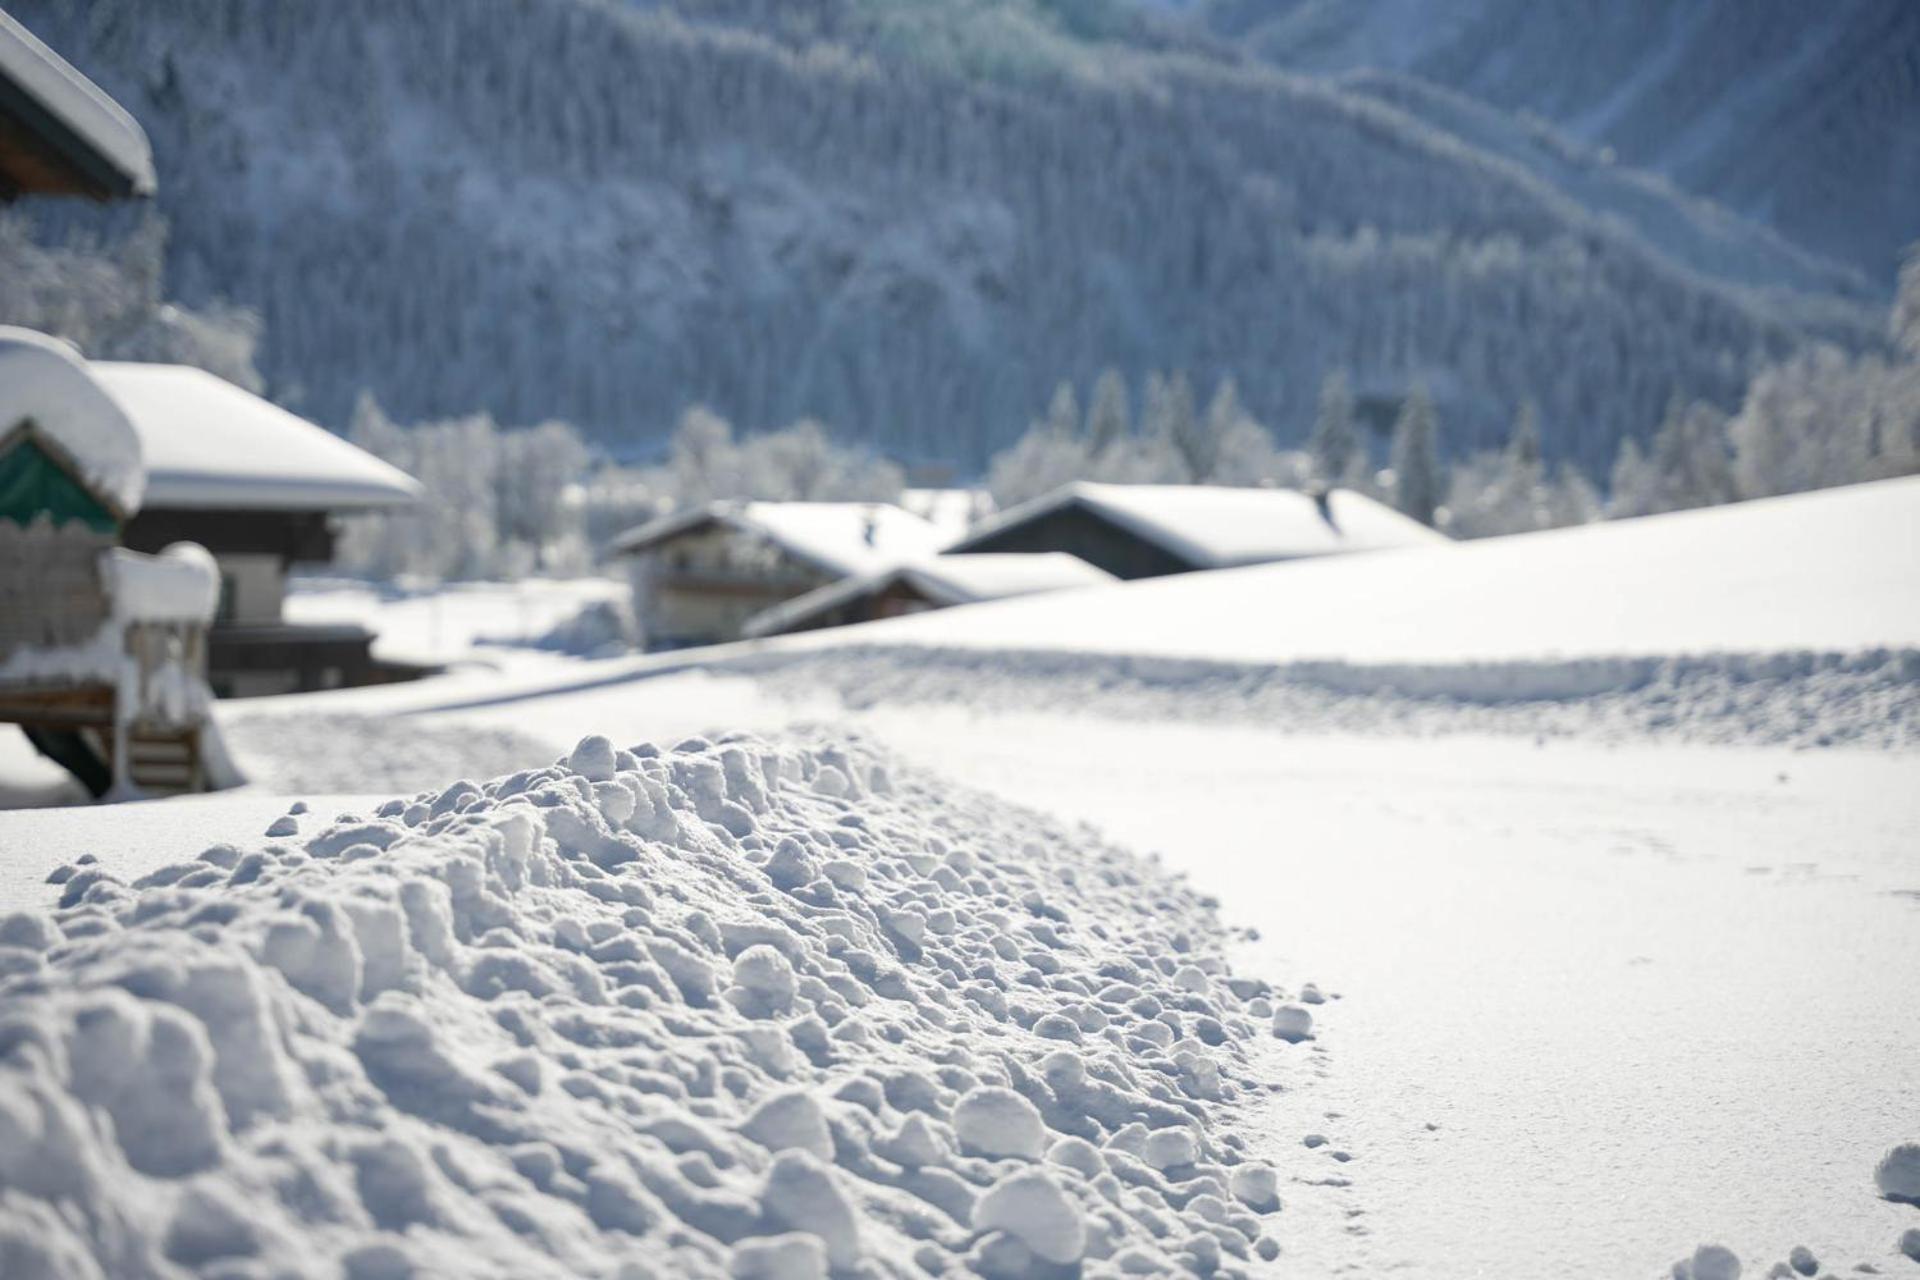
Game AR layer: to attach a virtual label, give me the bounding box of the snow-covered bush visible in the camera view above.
[658,409,905,508]
[335,396,595,582]
[0,210,262,392]
[986,369,1306,506]
[1443,403,1601,537]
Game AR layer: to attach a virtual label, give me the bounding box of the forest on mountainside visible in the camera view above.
[7,0,1888,477]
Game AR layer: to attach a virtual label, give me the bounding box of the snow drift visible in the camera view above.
[0,733,1293,1278]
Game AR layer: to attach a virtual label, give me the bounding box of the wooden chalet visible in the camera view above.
[607,500,946,648]
[93,363,426,697]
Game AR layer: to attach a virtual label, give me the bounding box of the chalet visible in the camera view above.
[743,553,1114,639]
[92,362,424,697]
[608,500,945,648]
[945,482,1448,579]
[0,8,154,200]
[1,328,221,796]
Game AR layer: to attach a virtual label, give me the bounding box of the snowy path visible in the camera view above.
[843,711,1920,1276]
[401,675,1920,1275]
[9,668,1917,1275]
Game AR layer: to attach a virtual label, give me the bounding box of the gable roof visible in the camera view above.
[609,500,945,578]
[0,326,144,517]
[0,10,155,199]
[743,552,1114,638]
[949,482,1448,568]
[92,363,421,512]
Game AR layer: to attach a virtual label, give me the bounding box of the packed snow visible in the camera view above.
[951,483,1447,569]
[0,733,1305,1278]
[0,327,145,517]
[93,363,421,511]
[284,577,631,671]
[103,544,221,624]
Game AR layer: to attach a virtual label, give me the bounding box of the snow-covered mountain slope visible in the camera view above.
[1211,0,1920,282]
[816,477,1920,667]
[6,0,1881,473]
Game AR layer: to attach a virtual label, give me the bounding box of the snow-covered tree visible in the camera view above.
[1390,386,1442,525]
[1043,381,1081,440]
[1085,368,1131,453]
[1608,398,1735,518]
[1307,369,1361,486]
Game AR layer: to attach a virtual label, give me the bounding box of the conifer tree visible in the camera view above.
[1391,384,1441,525]
[1085,368,1131,454]
[1307,369,1360,487]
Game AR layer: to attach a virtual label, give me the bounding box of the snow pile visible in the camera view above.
[0,733,1292,1278]
[104,544,221,625]
[479,596,640,658]
[0,327,145,517]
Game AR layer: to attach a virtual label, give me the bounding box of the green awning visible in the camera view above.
[0,436,118,533]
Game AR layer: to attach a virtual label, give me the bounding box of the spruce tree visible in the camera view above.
[1308,370,1359,487]
[1044,380,1080,440]
[1085,368,1131,453]
[1390,384,1441,525]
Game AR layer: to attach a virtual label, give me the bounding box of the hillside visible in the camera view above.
[812,476,1920,667]
[1210,0,1920,282]
[7,0,1883,474]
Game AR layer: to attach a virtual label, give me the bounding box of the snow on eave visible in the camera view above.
[608,500,944,579]
[742,552,1113,639]
[0,10,156,198]
[606,504,728,558]
[91,363,422,513]
[0,326,144,517]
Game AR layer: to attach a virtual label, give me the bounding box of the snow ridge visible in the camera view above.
[0,733,1292,1278]
[741,646,1920,750]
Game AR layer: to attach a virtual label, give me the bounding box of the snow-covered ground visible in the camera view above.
[5,483,1918,1277]
[285,575,630,670]
[1,733,1298,1278]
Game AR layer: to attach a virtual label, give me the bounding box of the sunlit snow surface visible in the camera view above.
[0,734,1294,1278]
[5,482,1918,1276]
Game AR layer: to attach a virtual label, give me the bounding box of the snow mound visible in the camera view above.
[1877,1142,1920,1206]
[1675,1243,1742,1280]
[0,326,145,517]
[0,733,1286,1277]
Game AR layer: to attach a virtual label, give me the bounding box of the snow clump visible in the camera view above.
[1878,1141,1920,1205]
[0,731,1291,1277]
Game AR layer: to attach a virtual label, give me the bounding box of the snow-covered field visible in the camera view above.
[284,576,630,670]
[5,483,1918,1277]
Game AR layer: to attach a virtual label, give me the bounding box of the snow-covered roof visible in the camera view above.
[743,552,1114,638]
[951,482,1448,568]
[92,363,422,512]
[609,500,946,577]
[902,487,990,543]
[0,326,144,516]
[0,10,156,198]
